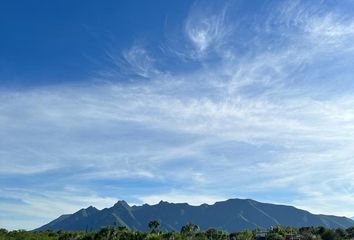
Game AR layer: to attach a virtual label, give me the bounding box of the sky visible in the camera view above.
[1,0,354,230]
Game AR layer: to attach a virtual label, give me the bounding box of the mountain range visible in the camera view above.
[36,198,354,232]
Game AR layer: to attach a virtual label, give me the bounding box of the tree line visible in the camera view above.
[1,221,354,240]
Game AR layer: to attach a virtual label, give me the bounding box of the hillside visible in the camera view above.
[36,198,354,232]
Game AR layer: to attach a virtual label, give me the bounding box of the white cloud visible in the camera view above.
[102,44,162,79]
[0,188,117,230]
[184,2,231,57]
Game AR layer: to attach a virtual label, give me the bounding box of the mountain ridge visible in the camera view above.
[36,198,354,232]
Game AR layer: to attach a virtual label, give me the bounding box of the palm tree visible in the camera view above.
[148,220,160,233]
[181,222,200,240]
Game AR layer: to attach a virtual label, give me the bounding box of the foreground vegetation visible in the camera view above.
[1,222,354,240]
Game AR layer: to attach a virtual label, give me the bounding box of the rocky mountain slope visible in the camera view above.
[36,198,354,232]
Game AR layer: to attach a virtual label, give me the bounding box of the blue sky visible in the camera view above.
[1,0,354,230]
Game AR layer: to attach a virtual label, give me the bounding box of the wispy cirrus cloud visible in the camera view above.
[0,187,117,230]
[185,2,231,56]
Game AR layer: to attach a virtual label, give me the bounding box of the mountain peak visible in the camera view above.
[86,206,99,214]
[74,206,99,217]
[114,200,130,208]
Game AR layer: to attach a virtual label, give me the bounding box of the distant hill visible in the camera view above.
[36,198,354,232]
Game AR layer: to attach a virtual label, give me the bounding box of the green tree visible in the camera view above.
[205,228,218,240]
[94,227,115,240]
[236,230,253,240]
[346,226,354,238]
[181,223,199,235]
[266,232,283,240]
[334,228,346,239]
[148,220,161,233]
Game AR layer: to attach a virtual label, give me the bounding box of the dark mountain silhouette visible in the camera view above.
[36,198,354,232]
